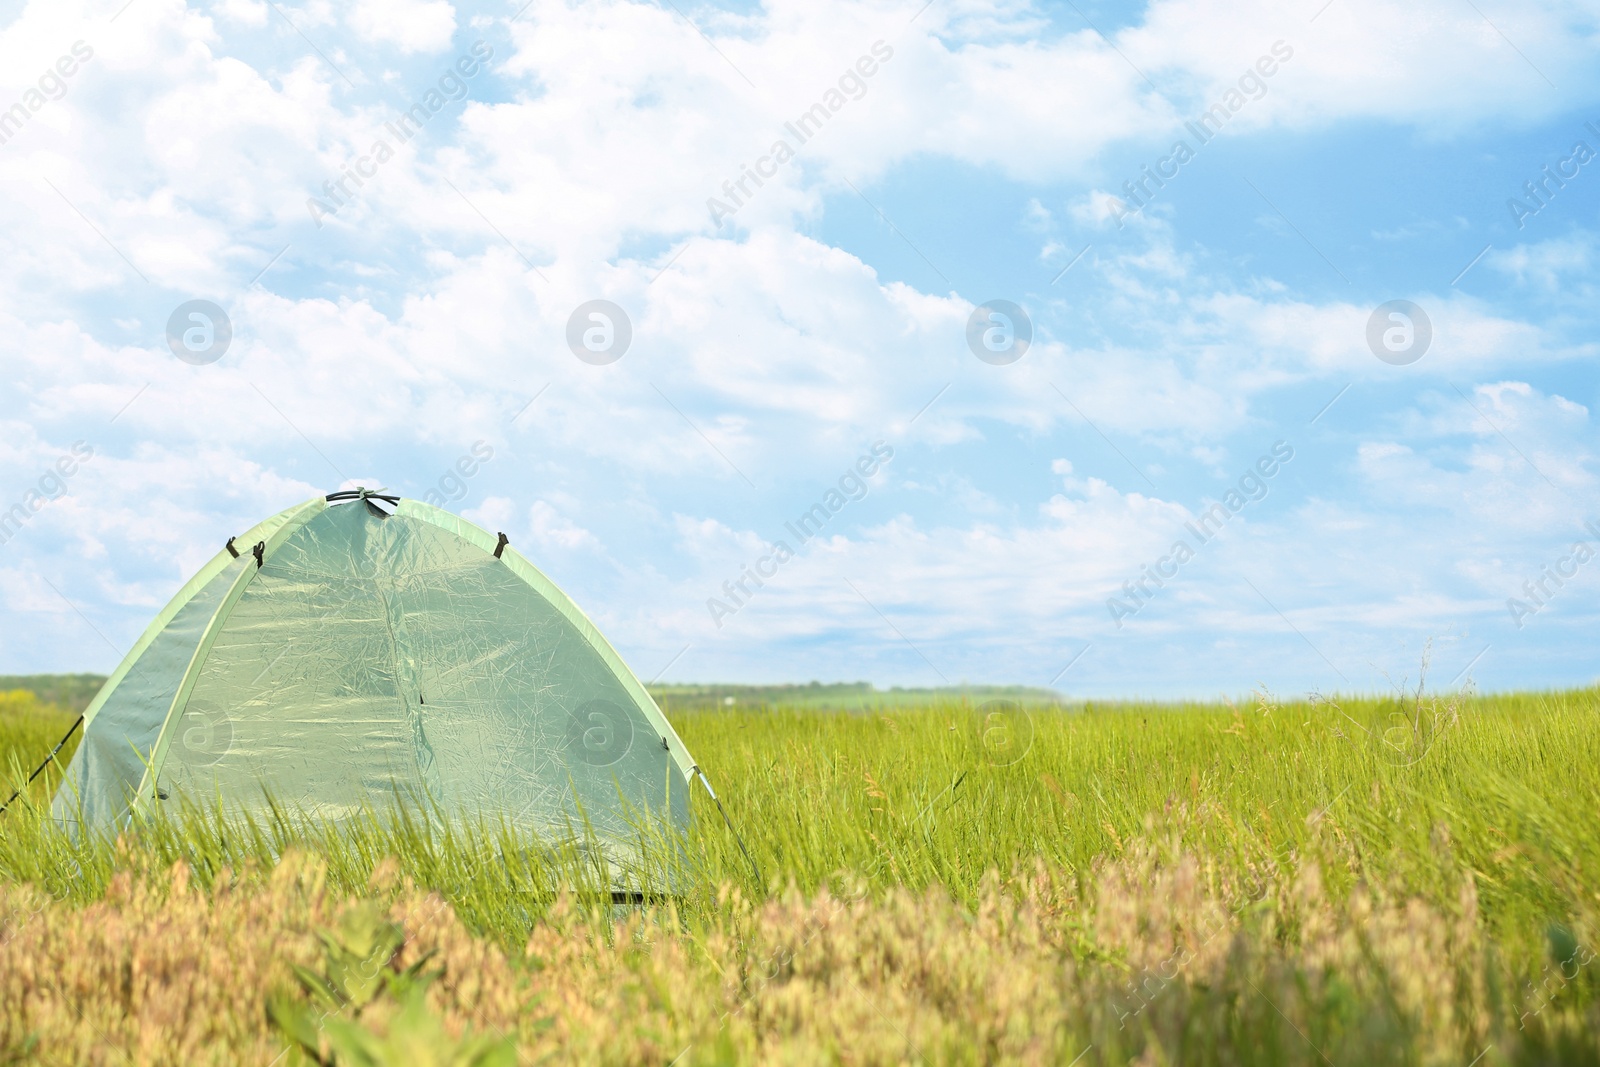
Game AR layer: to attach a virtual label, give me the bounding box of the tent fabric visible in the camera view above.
[52,495,697,855]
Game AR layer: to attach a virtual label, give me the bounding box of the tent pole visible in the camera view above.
[0,714,84,818]
[696,769,762,887]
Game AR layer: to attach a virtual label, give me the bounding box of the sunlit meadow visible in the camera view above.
[1,680,1597,1065]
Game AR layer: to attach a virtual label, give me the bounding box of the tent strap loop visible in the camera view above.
[0,713,85,818]
[697,768,762,887]
[326,487,400,505]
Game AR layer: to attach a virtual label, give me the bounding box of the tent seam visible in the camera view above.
[392,500,698,778]
[73,501,319,737]
[131,499,328,817]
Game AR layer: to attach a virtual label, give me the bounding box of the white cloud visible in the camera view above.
[4,0,1600,691]
[348,0,456,54]
[1489,232,1596,290]
[214,0,269,28]
[1126,0,1598,132]
[462,494,516,532]
[527,499,600,551]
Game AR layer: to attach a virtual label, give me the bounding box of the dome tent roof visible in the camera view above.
[51,492,697,856]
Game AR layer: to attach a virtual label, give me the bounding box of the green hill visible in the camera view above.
[0,674,105,714]
[0,673,1067,718]
[647,680,1067,713]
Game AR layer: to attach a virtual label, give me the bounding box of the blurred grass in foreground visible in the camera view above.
[0,685,1595,1064]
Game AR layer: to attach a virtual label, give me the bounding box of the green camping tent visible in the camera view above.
[51,490,700,858]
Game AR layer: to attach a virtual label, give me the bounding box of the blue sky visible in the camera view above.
[1,0,1598,698]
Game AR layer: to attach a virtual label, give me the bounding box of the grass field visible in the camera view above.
[0,690,78,808]
[0,680,1597,1064]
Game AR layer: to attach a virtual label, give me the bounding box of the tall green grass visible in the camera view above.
[675,688,1600,945]
[0,689,79,812]
[3,685,1596,957]
[2,684,1597,1063]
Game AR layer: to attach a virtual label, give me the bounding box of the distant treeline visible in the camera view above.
[648,681,1067,713]
[0,675,105,714]
[0,674,1067,717]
